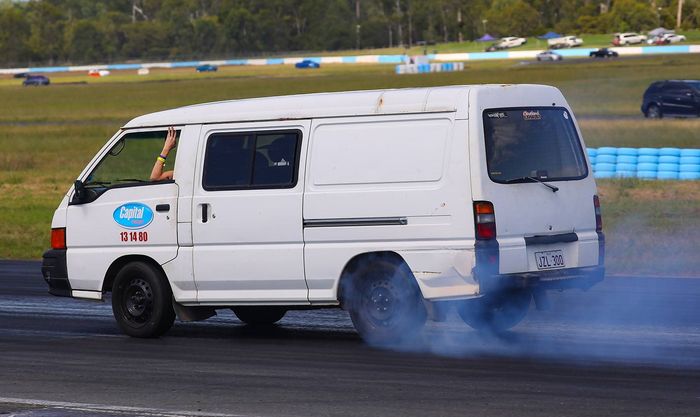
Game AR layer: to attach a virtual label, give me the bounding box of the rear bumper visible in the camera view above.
[477,265,605,294]
[41,249,72,297]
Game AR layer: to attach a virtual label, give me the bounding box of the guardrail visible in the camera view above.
[1,44,699,75]
[588,147,700,180]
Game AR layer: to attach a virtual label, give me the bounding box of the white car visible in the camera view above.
[41,85,604,344]
[662,33,686,43]
[613,32,647,46]
[547,36,583,49]
[496,36,527,48]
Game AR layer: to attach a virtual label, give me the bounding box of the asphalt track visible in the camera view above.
[1,261,699,417]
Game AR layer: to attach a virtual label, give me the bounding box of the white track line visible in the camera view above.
[0,397,255,417]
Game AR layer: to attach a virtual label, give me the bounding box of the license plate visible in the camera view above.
[534,250,565,270]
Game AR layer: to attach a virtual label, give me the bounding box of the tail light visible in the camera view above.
[593,195,602,232]
[473,201,496,240]
[51,228,66,250]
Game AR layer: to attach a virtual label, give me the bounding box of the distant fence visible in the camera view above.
[588,147,700,180]
[1,44,700,75]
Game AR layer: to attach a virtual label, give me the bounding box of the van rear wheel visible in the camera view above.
[233,307,286,325]
[458,290,531,333]
[111,261,175,338]
[345,259,426,345]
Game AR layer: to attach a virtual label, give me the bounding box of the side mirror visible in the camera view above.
[72,180,87,205]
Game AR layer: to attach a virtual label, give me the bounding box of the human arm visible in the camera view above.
[150,127,177,181]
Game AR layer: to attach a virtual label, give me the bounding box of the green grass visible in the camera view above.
[599,180,700,276]
[0,53,698,276]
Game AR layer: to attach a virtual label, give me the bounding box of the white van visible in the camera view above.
[41,85,604,344]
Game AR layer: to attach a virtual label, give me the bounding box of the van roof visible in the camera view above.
[123,85,480,128]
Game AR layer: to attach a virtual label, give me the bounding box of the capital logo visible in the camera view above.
[113,203,153,229]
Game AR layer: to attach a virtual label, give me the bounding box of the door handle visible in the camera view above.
[156,204,170,212]
[201,203,209,223]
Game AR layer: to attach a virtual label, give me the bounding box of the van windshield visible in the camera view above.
[482,107,588,183]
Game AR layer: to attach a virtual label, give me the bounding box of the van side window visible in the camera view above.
[203,130,300,190]
[86,130,177,189]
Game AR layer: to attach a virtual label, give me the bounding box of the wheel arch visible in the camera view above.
[102,255,168,293]
[336,251,420,307]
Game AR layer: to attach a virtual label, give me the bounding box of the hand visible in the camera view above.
[162,127,177,155]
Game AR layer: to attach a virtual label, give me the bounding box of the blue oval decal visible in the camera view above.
[113,203,154,229]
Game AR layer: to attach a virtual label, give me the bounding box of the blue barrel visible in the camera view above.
[589,156,597,164]
[587,148,597,157]
[638,155,659,163]
[595,171,615,179]
[637,162,658,172]
[597,147,617,156]
[659,147,681,156]
[616,155,638,164]
[658,155,680,164]
[595,162,616,172]
[680,149,700,157]
[658,163,679,172]
[638,148,659,156]
[679,172,700,180]
[637,171,657,179]
[680,156,700,165]
[657,171,679,180]
[615,171,636,178]
[617,147,638,156]
[616,163,637,172]
[596,155,617,164]
[679,164,700,173]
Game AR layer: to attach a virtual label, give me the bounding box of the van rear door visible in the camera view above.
[469,89,600,275]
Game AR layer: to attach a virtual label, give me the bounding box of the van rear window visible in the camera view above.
[482,107,588,183]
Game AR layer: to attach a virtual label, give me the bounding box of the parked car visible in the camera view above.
[195,64,218,72]
[641,80,700,118]
[495,36,527,49]
[661,33,686,43]
[589,48,619,58]
[295,59,320,69]
[485,43,504,52]
[23,75,50,86]
[547,35,583,49]
[612,32,647,46]
[536,51,563,61]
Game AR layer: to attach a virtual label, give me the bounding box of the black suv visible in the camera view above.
[642,80,700,118]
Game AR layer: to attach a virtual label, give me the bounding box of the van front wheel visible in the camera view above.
[111,262,175,338]
[345,259,426,345]
[458,290,531,333]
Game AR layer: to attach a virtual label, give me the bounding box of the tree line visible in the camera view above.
[0,0,699,67]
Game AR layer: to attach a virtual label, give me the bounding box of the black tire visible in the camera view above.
[458,290,531,333]
[344,258,426,345]
[646,104,662,119]
[111,261,175,338]
[232,307,286,325]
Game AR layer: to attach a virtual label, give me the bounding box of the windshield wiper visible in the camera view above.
[504,176,559,193]
[115,178,146,183]
[84,181,111,187]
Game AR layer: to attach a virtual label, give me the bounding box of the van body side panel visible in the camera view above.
[468,85,600,277]
[303,115,478,302]
[191,121,311,304]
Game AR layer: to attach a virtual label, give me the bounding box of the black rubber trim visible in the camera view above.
[525,232,578,245]
[156,204,170,212]
[303,217,408,228]
[41,249,72,297]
